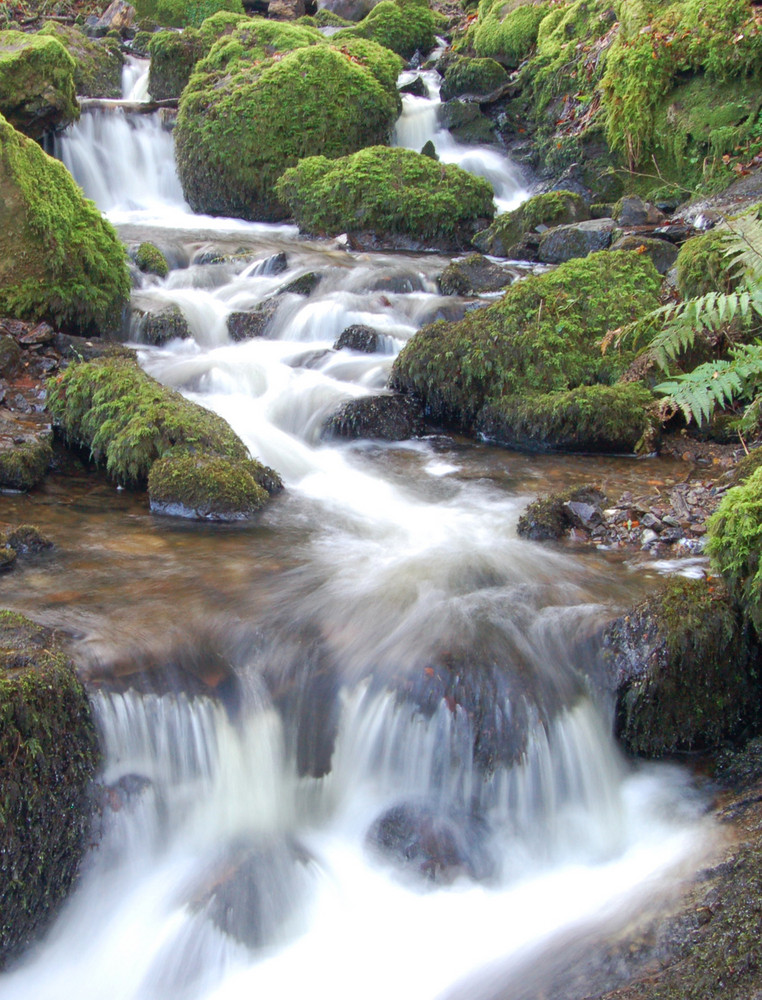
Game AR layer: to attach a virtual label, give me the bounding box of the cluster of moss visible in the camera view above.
[134,241,169,278]
[473,189,590,256]
[0,114,130,336]
[37,22,122,98]
[391,250,661,437]
[471,0,550,67]
[133,0,244,28]
[275,146,495,244]
[676,229,741,299]
[175,40,400,220]
[333,0,441,60]
[46,355,282,517]
[0,29,78,138]
[0,435,53,492]
[607,577,760,757]
[440,55,507,101]
[0,611,99,969]
[147,10,249,99]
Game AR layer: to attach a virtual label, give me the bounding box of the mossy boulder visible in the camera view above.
[0,30,78,138]
[440,55,508,101]
[438,253,513,295]
[0,114,130,336]
[0,423,53,492]
[676,229,741,299]
[275,146,495,247]
[323,393,424,440]
[473,190,590,257]
[390,250,661,433]
[175,42,400,221]
[134,241,169,278]
[133,0,245,28]
[332,0,439,61]
[604,578,761,757]
[476,382,657,454]
[46,355,283,518]
[536,218,615,264]
[37,22,123,98]
[471,0,550,68]
[0,611,99,969]
[517,484,605,541]
[608,234,678,276]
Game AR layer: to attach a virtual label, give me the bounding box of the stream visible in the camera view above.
[0,54,713,1000]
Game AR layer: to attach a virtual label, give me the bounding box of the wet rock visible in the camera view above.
[0,413,53,492]
[609,234,678,275]
[95,0,136,34]
[333,324,381,353]
[399,76,427,97]
[367,801,495,884]
[323,394,424,441]
[614,195,666,227]
[133,304,190,345]
[517,486,607,542]
[279,272,322,296]
[3,525,53,555]
[227,300,280,341]
[437,100,496,145]
[268,0,306,19]
[438,253,515,296]
[537,219,616,264]
[0,334,21,377]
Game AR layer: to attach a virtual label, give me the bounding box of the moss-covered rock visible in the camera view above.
[0,610,99,969]
[676,229,740,299]
[322,393,424,440]
[608,234,678,276]
[472,0,550,68]
[0,29,78,138]
[175,42,400,221]
[38,22,123,98]
[133,0,245,28]
[438,252,514,295]
[537,218,615,264]
[312,8,353,27]
[46,355,283,519]
[476,382,656,453]
[333,0,439,60]
[440,55,508,100]
[604,577,760,757]
[391,250,661,432]
[275,146,495,246]
[0,114,130,336]
[135,241,170,278]
[0,432,52,492]
[473,189,590,257]
[517,484,605,541]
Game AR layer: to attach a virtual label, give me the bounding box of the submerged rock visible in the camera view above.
[0,412,53,492]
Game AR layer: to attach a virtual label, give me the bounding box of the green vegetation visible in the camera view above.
[440,55,507,101]
[0,114,130,336]
[38,22,122,98]
[473,189,589,256]
[275,146,494,243]
[472,0,550,67]
[391,250,660,432]
[148,29,205,100]
[332,0,440,60]
[147,451,270,518]
[0,611,99,969]
[135,241,169,278]
[175,43,400,220]
[133,0,245,28]
[0,436,53,492]
[0,29,78,137]
[676,230,742,300]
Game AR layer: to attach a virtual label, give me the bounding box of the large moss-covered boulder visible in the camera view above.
[275,146,495,248]
[0,30,78,138]
[332,0,439,60]
[46,355,283,519]
[175,42,400,221]
[133,0,245,28]
[0,114,130,336]
[440,55,508,101]
[37,22,123,98]
[471,0,550,67]
[0,611,99,969]
[390,250,661,434]
[473,190,590,257]
[604,578,761,757]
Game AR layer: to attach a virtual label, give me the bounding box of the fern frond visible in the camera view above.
[722,212,762,284]
[655,359,745,424]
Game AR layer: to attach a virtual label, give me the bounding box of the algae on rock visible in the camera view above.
[332,0,440,60]
[37,22,123,98]
[133,0,245,28]
[0,29,78,137]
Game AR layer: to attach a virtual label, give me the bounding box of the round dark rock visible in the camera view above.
[323,394,424,441]
[333,324,381,353]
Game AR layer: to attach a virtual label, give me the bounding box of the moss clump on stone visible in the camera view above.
[517,483,605,541]
[275,146,495,244]
[312,8,353,26]
[330,37,403,92]
[133,0,245,28]
[0,436,53,492]
[676,230,740,300]
[472,0,550,67]
[175,43,400,221]
[0,610,99,969]
[37,22,123,98]
[135,241,170,278]
[147,451,271,519]
[332,0,439,60]
[0,29,78,138]
[473,189,590,256]
[0,114,130,336]
[391,250,661,431]
[46,355,282,509]
[148,28,204,99]
[606,577,760,757]
[477,382,656,453]
[440,55,508,101]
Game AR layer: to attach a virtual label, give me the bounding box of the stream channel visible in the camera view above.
[0,55,715,1000]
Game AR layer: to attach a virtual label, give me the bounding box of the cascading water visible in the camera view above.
[2,55,714,1000]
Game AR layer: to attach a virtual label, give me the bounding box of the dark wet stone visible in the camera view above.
[399,77,427,97]
[280,272,321,296]
[615,195,666,227]
[537,219,616,264]
[323,394,425,441]
[133,305,190,346]
[609,235,678,275]
[333,324,381,353]
[438,253,515,296]
[227,300,280,341]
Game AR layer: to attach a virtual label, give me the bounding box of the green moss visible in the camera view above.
[197,17,322,72]
[609,577,760,757]
[148,28,204,100]
[147,451,270,519]
[0,114,130,336]
[473,189,590,256]
[476,381,656,453]
[0,30,78,137]
[0,611,99,969]
[46,355,283,498]
[135,241,170,278]
[391,250,661,430]
[472,0,550,67]
[275,146,494,243]
[132,0,245,28]
[440,55,508,100]
[333,0,439,60]
[37,22,122,98]
[312,8,353,26]
[517,483,605,540]
[330,36,403,92]
[676,230,740,299]
[175,44,400,221]
[131,29,155,56]
[0,437,53,492]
